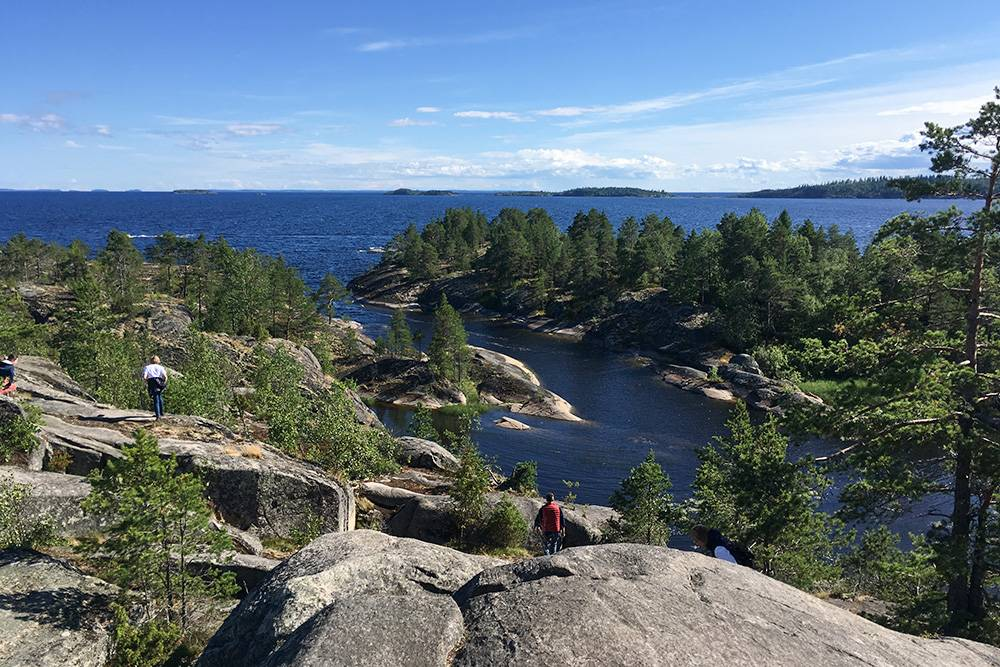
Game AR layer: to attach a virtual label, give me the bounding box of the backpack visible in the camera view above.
[151,376,167,392]
[719,536,755,569]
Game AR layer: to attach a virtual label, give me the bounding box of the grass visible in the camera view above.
[798,378,871,405]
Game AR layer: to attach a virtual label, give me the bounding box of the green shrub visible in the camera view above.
[109,605,181,667]
[407,405,440,442]
[168,333,234,423]
[752,344,801,383]
[0,473,58,549]
[480,498,529,550]
[0,403,41,463]
[450,441,491,539]
[503,461,538,495]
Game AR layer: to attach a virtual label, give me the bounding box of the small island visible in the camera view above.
[742,175,989,199]
[499,186,671,198]
[172,189,216,195]
[386,188,456,196]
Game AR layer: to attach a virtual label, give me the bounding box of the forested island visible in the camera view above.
[386,188,456,196]
[743,175,990,198]
[499,186,671,197]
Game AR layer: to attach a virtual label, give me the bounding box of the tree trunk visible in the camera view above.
[947,192,991,627]
[968,488,993,616]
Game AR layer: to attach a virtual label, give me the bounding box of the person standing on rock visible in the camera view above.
[691,525,755,568]
[142,355,168,419]
[0,354,17,395]
[534,493,566,555]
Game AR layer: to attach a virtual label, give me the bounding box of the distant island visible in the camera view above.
[386,188,456,196]
[742,175,989,199]
[173,189,216,195]
[500,186,671,198]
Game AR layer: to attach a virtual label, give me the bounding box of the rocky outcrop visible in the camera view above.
[470,346,581,422]
[395,436,459,473]
[8,356,357,540]
[0,550,116,667]
[495,416,530,430]
[197,530,499,667]
[453,544,999,666]
[0,467,95,537]
[347,358,465,409]
[199,537,1000,667]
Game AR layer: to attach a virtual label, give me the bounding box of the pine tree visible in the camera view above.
[98,230,144,313]
[692,402,842,588]
[81,430,236,632]
[385,309,415,358]
[315,272,348,324]
[607,451,678,546]
[427,294,470,383]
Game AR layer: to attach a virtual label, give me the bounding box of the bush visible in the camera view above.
[752,344,801,382]
[168,333,234,423]
[407,405,439,442]
[480,498,529,550]
[607,450,678,546]
[109,605,181,667]
[450,441,491,540]
[502,460,538,495]
[0,403,41,463]
[0,473,58,549]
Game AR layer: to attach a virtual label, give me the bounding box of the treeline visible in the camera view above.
[387,206,861,349]
[743,175,990,199]
[1,230,348,342]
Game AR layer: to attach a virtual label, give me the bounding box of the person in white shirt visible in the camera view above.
[691,524,752,567]
[142,355,168,419]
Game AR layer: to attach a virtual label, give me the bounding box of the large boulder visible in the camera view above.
[453,544,1000,666]
[197,530,499,667]
[0,467,95,537]
[470,346,581,422]
[0,550,116,667]
[395,436,459,473]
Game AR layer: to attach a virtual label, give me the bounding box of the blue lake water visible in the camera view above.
[0,191,970,522]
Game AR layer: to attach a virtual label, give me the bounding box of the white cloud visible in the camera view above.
[226,123,283,136]
[454,110,531,122]
[416,106,441,113]
[94,124,112,136]
[877,95,991,117]
[0,112,66,132]
[64,139,84,148]
[389,117,436,127]
[358,28,528,53]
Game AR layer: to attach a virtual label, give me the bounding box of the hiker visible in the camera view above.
[0,355,17,395]
[534,493,566,555]
[141,355,168,419]
[690,524,755,568]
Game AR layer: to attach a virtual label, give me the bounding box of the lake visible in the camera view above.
[0,191,972,518]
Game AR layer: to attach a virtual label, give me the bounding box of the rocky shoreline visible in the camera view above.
[349,262,824,414]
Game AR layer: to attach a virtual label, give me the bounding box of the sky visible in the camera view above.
[1,1,998,192]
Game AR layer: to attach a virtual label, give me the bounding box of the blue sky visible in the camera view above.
[1,1,998,191]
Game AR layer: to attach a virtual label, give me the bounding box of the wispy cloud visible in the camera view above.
[877,95,991,117]
[226,122,283,136]
[455,110,531,122]
[389,117,436,127]
[416,106,441,113]
[1,112,66,132]
[94,124,112,136]
[64,139,84,149]
[358,28,528,53]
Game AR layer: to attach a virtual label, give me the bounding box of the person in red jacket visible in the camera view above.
[534,493,566,555]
